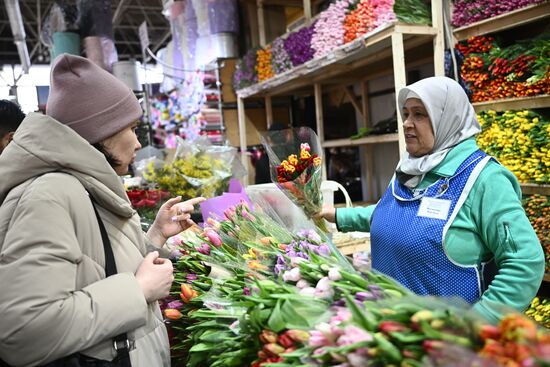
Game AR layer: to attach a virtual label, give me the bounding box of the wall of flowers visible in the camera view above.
[457,35,550,102]
[451,0,545,28]
[233,0,431,90]
[476,109,549,184]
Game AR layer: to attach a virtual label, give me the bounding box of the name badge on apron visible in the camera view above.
[417,197,451,220]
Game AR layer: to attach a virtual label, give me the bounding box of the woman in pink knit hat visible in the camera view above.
[0,54,203,366]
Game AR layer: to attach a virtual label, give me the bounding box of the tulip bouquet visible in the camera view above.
[162,199,550,366]
[272,296,550,367]
[260,127,329,233]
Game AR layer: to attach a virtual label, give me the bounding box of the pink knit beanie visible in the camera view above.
[46,54,142,144]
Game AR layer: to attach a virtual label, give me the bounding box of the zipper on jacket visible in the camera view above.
[503,222,517,253]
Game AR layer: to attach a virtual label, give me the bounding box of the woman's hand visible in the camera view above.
[315,205,337,223]
[135,251,174,303]
[147,196,206,247]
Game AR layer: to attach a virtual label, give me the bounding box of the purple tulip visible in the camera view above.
[355,291,377,302]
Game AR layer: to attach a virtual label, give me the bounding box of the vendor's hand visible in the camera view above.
[314,205,337,223]
[136,251,174,303]
[147,196,206,247]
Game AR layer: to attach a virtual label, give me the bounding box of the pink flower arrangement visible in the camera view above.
[372,0,396,28]
[311,0,353,58]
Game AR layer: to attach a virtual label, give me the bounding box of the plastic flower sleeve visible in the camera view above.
[260,127,329,233]
[144,136,243,200]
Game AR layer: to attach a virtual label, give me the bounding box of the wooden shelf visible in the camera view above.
[453,2,550,41]
[521,183,550,196]
[236,22,437,99]
[472,95,550,113]
[322,133,399,148]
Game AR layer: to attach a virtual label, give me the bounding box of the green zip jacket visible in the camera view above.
[336,138,544,324]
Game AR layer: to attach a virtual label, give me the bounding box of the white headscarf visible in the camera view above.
[395,76,481,188]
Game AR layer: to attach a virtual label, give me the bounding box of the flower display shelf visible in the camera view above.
[472,95,550,113]
[236,22,438,99]
[453,2,550,41]
[322,133,399,148]
[521,183,550,196]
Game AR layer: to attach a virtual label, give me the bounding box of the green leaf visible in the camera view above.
[267,300,286,332]
[189,342,219,352]
[343,292,377,331]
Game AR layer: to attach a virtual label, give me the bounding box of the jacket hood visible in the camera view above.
[0,113,134,217]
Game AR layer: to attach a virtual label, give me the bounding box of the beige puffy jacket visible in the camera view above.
[0,114,170,366]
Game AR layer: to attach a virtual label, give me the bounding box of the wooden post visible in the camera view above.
[360,82,369,128]
[343,86,364,121]
[431,0,445,76]
[360,81,375,202]
[265,95,273,129]
[303,0,312,22]
[257,0,267,47]
[314,83,327,180]
[237,96,249,185]
[391,32,406,157]
[247,2,260,47]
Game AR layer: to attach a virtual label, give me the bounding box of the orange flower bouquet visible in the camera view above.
[261,127,328,232]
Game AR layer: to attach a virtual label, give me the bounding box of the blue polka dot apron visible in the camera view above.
[370,150,493,304]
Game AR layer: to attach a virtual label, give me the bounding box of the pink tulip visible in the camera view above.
[205,230,222,247]
[309,330,332,348]
[337,325,373,346]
